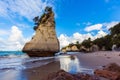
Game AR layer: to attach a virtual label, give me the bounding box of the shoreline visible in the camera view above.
[0,51,120,80]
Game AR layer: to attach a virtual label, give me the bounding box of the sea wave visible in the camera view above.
[0,54,55,70]
[0,57,25,70]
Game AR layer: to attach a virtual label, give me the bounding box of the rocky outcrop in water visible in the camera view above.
[22,7,59,57]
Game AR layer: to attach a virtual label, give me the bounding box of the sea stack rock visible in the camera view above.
[22,7,59,57]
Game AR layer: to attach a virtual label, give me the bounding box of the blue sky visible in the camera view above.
[0,0,120,50]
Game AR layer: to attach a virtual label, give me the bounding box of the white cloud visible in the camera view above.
[16,23,31,29]
[83,22,92,26]
[72,32,93,43]
[0,26,30,51]
[59,21,119,48]
[9,26,23,42]
[58,30,107,48]
[103,21,119,29]
[0,0,55,20]
[0,29,9,36]
[58,34,70,48]
[95,30,107,38]
[85,24,103,32]
[84,21,119,32]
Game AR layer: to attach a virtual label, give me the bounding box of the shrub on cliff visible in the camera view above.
[33,6,52,31]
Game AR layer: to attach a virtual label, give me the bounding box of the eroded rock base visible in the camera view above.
[24,51,56,57]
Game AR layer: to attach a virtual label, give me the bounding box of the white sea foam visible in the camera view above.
[0,53,55,70]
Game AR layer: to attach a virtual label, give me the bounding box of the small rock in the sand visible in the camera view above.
[45,70,100,80]
[73,73,100,80]
[104,63,120,72]
[46,70,75,80]
[102,65,106,68]
[106,57,111,59]
[53,76,66,80]
[94,69,120,80]
[94,63,120,80]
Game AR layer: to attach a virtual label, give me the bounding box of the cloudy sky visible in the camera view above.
[0,0,120,50]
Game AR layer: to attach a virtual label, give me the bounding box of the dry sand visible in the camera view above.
[74,51,120,69]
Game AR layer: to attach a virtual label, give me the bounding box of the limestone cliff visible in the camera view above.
[22,7,59,57]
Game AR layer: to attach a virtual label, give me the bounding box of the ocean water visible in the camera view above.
[0,51,93,80]
[0,51,56,80]
[0,51,24,56]
[0,51,55,70]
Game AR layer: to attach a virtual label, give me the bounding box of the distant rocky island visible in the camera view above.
[22,7,59,57]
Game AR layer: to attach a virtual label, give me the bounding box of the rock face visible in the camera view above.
[45,70,99,80]
[22,7,59,57]
[90,44,99,52]
[94,63,120,80]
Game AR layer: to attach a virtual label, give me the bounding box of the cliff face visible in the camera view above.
[22,7,59,57]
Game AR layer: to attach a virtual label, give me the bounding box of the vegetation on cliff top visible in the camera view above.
[62,23,120,51]
[33,6,53,31]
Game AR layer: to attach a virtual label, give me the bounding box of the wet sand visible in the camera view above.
[0,58,60,80]
[23,61,60,80]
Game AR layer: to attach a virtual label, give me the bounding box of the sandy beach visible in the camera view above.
[0,51,120,80]
[23,51,120,80]
[74,51,120,69]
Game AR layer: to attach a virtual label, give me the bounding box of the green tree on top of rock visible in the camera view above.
[81,38,92,49]
[109,23,120,47]
[33,6,53,31]
[109,23,120,36]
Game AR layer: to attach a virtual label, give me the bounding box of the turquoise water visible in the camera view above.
[0,51,24,56]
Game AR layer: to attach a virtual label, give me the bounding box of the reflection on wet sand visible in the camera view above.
[59,55,80,74]
[0,70,26,80]
[58,55,93,74]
